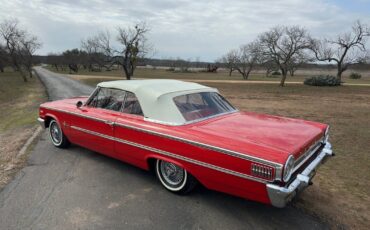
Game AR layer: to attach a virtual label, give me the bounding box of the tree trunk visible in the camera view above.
[127,70,132,80]
[122,65,131,80]
[265,68,273,77]
[336,64,344,82]
[228,68,233,76]
[236,68,248,80]
[280,68,287,87]
[244,68,252,80]
[126,73,131,80]
[0,65,4,72]
[20,70,28,82]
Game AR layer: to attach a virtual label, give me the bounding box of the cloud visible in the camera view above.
[0,0,369,61]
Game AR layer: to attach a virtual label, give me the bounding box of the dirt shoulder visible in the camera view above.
[0,70,47,189]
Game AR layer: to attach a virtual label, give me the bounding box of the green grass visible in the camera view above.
[0,69,46,132]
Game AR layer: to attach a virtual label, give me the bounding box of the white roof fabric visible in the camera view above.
[97,79,218,125]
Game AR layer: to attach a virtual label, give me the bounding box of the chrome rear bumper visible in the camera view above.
[266,142,333,208]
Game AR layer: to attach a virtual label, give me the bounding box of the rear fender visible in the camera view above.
[145,154,198,179]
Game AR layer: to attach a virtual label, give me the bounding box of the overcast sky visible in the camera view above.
[0,0,369,61]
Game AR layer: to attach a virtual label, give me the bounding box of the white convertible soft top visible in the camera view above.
[97,79,219,125]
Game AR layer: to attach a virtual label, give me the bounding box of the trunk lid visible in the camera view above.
[185,111,327,163]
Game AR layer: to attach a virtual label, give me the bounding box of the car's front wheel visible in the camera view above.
[155,159,197,194]
[48,119,70,148]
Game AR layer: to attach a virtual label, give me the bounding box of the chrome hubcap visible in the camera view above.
[160,161,184,186]
[50,122,61,144]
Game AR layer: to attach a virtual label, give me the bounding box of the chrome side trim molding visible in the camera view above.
[41,106,283,180]
[71,125,272,183]
[41,106,108,123]
[114,122,283,168]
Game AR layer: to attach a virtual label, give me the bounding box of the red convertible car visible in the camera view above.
[38,79,333,207]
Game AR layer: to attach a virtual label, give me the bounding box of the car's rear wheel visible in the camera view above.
[155,159,197,194]
[49,119,70,148]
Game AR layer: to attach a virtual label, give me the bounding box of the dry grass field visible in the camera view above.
[46,66,370,85]
[64,69,370,229]
[0,70,46,188]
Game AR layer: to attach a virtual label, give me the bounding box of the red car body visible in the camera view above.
[38,81,333,207]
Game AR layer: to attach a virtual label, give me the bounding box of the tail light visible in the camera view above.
[251,163,273,180]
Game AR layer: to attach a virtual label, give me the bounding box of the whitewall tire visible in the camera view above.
[155,159,197,194]
[48,119,70,148]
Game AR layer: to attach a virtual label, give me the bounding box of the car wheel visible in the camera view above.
[49,119,70,148]
[155,159,197,194]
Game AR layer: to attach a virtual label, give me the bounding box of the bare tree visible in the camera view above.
[178,58,192,72]
[115,22,151,80]
[259,26,312,86]
[19,34,41,77]
[0,44,8,72]
[82,30,114,71]
[234,41,262,80]
[81,37,98,70]
[0,20,24,76]
[62,49,81,73]
[287,52,312,76]
[310,20,370,81]
[81,32,113,71]
[46,53,62,71]
[261,59,278,77]
[0,19,41,81]
[206,63,218,72]
[220,49,238,76]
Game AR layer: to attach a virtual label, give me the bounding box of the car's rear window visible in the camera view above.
[173,92,236,122]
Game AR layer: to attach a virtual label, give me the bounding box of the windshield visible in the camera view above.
[173,92,236,122]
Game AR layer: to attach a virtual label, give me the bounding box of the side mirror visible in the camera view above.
[76,101,83,108]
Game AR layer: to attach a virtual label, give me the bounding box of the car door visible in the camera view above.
[113,91,147,165]
[71,87,126,157]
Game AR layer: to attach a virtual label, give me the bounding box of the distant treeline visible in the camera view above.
[32,55,370,71]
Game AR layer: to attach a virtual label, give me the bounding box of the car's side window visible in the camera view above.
[88,88,126,112]
[121,92,143,116]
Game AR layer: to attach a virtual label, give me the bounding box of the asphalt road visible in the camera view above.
[0,67,329,230]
